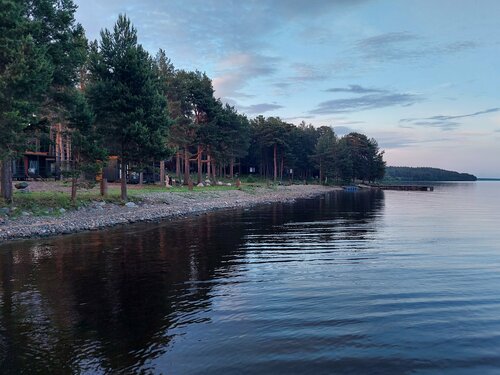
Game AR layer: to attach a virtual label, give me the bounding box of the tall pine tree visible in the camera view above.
[0,0,52,202]
[87,15,170,201]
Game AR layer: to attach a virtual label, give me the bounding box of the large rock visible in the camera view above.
[197,183,204,187]
[15,182,29,189]
[125,202,137,208]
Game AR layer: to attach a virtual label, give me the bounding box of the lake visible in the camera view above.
[1,182,499,374]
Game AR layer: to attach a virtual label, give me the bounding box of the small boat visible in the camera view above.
[343,185,359,192]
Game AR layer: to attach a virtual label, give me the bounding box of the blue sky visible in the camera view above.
[74,0,500,177]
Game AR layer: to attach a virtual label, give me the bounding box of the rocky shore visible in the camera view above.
[0,185,338,242]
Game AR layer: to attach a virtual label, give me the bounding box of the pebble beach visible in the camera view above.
[0,185,338,242]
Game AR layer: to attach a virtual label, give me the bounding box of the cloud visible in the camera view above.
[369,131,453,149]
[283,115,316,121]
[213,53,279,99]
[309,92,421,114]
[289,63,329,82]
[358,31,420,49]
[333,126,357,136]
[273,82,292,89]
[410,121,461,131]
[238,103,284,115]
[76,0,370,61]
[400,107,500,131]
[325,85,387,94]
[354,32,477,62]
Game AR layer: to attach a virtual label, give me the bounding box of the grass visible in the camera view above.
[0,174,318,217]
[0,183,241,217]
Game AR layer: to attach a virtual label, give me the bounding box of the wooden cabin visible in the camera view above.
[13,124,70,180]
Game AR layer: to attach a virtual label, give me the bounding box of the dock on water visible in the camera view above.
[374,185,434,191]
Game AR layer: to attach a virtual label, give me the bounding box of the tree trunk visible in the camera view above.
[120,160,127,201]
[319,159,323,184]
[71,176,78,203]
[273,143,278,182]
[175,151,181,178]
[280,154,284,181]
[207,151,211,181]
[139,172,144,185]
[1,159,13,203]
[100,178,108,197]
[183,148,190,185]
[197,145,202,184]
[211,158,217,181]
[159,160,165,186]
[230,158,234,179]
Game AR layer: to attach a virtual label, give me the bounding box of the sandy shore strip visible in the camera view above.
[0,185,339,242]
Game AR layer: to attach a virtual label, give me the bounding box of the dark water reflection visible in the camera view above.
[1,184,500,374]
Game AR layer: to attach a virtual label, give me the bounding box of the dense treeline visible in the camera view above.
[385,167,477,181]
[0,2,385,202]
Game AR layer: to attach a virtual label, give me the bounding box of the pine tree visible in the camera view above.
[87,15,170,201]
[312,126,337,184]
[0,0,52,202]
[65,89,107,202]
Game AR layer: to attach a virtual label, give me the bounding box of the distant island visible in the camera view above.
[385,166,477,182]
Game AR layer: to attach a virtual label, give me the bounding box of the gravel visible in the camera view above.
[0,185,338,242]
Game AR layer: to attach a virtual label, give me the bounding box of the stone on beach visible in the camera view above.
[0,185,338,241]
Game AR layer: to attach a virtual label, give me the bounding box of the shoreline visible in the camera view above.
[0,185,339,243]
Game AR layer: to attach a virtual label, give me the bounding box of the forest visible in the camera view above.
[0,1,385,202]
[384,167,477,182]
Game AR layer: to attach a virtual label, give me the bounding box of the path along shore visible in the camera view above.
[0,185,339,242]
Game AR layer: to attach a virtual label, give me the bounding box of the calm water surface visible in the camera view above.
[1,182,500,374]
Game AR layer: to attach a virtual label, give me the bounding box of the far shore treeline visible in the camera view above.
[385,167,477,182]
[0,1,385,203]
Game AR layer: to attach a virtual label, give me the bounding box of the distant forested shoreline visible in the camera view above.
[385,167,477,181]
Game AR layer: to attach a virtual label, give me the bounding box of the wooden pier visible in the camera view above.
[376,185,434,191]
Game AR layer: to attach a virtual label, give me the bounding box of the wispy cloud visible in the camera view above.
[238,103,284,115]
[213,53,279,99]
[371,131,453,149]
[400,107,500,131]
[310,92,421,114]
[355,32,477,63]
[408,121,460,131]
[333,125,357,136]
[325,84,387,94]
[283,115,316,121]
[289,63,329,82]
[77,0,370,60]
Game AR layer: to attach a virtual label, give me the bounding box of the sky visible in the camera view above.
[74,0,500,177]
